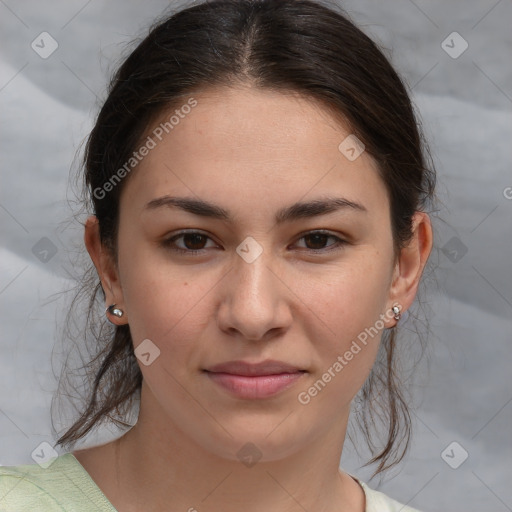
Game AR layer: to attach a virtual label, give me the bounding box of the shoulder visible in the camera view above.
[0,455,68,511]
[0,453,116,511]
[355,478,422,512]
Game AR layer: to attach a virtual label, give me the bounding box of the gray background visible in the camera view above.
[1,1,511,510]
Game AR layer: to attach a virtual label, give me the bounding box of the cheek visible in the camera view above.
[116,234,216,351]
[305,247,391,333]
[298,249,393,396]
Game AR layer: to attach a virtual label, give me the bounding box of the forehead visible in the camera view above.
[121,85,387,217]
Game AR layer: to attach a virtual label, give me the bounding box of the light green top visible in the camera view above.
[0,453,420,511]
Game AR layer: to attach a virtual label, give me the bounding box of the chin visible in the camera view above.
[192,414,312,464]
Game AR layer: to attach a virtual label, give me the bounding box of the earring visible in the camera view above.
[106,304,124,318]
[392,305,401,321]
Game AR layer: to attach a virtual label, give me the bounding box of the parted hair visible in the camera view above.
[53,0,435,477]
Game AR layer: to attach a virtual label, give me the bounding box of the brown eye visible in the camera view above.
[180,233,208,250]
[294,231,348,253]
[303,233,331,250]
[162,231,217,254]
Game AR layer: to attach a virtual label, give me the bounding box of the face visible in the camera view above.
[91,85,418,462]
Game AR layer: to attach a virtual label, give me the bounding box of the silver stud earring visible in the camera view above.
[392,305,401,321]
[106,304,124,318]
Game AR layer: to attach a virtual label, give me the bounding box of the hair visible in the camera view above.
[53,0,436,477]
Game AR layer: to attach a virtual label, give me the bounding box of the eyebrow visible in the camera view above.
[143,195,367,224]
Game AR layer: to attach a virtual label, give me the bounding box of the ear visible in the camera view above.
[386,212,433,325]
[84,215,127,325]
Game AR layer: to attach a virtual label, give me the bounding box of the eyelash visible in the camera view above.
[161,230,348,255]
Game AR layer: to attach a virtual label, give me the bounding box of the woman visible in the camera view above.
[0,0,434,510]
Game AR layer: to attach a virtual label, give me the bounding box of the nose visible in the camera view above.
[217,248,293,342]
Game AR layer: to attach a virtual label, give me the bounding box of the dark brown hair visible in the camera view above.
[53,0,436,477]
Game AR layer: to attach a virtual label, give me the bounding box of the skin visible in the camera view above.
[75,84,432,512]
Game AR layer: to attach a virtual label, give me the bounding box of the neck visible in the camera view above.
[86,383,365,512]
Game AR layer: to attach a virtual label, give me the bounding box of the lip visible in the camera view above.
[205,359,304,376]
[204,360,306,399]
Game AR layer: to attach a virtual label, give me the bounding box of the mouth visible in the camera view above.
[203,360,307,399]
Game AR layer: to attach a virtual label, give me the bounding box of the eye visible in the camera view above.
[162,230,218,254]
[161,229,348,255]
[293,230,347,253]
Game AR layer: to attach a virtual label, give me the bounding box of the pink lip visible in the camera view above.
[204,360,306,399]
